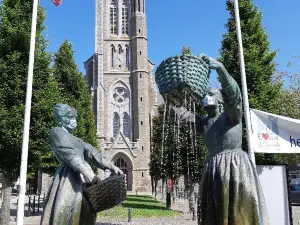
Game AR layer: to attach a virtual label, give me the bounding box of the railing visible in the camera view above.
[23,193,46,217]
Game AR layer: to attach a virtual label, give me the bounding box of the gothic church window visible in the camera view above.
[113,112,120,137]
[118,45,122,54]
[113,87,128,103]
[111,45,116,68]
[133,1,136,13]
[138,0,141,12]
[110,81,131,140]
[143,0,145,12]
[125,45,130,69]
[115,158,127,168]
[110,0,117,34]
[122,0,129,35]
[123,113,130,138]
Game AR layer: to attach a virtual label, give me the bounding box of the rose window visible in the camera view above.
[113,87,128,103]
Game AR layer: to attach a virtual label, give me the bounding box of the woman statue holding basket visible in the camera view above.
[179,55,269,225]
[41,104,124,225]
[156,53,269,225]
[193,55,269,225]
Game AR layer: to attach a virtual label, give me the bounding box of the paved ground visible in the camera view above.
[3,194,300,225]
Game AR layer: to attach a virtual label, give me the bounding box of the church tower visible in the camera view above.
[84,0,156,192]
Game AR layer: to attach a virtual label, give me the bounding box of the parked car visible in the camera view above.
[290,178,300,192]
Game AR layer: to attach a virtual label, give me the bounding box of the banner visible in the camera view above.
[250,109,300,153]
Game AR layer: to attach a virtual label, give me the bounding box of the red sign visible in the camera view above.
[167,179,173,189]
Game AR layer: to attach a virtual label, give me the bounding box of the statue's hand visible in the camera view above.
[177,107,195,123]
[90,175,102,185]
[201,54,222,70]
[110,165,124,176]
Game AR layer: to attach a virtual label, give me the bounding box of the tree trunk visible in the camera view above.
[172,184,176,205]
[0,173,12,225]
[160,179,165,199]
[154,178,158,201]
[187,177,195,213]
[184,175,195,213]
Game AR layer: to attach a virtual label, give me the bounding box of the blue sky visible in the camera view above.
[41,0,300,86]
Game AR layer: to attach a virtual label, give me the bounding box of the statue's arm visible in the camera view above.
[216,63,242,123]
[83,142,114,171]
[179,109,205,134]
[50,128,96,182]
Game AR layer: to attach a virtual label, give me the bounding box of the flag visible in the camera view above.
[52,0,62,6]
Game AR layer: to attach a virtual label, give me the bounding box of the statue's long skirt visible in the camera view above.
[197,149,269,225]
[40,164,95,225]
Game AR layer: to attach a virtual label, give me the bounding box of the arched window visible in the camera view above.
[118,45,122,54]
[123,113,130,138]
[113,112,120,137]
[122,0,129,35]
[115,158,127,168]
[138,0,141,12]
[110,0,117,34]
[111,45,115,68]
[133,1,136,13]
[110,81,131,141]
[125,45,130,69]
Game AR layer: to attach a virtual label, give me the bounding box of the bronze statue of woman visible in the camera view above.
[40,104,123,225]
[183,55,269,225]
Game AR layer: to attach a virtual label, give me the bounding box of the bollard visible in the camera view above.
[192,208,195,221]
[28,196,31,217]
[128,208,132,222]
[33,195,36,215]
[38,194,40,213]
[166,192,171,210]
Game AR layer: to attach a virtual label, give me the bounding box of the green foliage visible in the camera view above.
[219,0,283,164]
[181,46,192,55]
[270,57,300,164]
[53,40,98,148]
[0,0,59,178]
[150,103,207,184]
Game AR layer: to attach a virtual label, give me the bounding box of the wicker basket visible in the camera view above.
[83,175,127,213]
[155,54,210,106]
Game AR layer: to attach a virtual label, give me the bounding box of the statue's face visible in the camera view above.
[62,116,77,131]
[202,88,220,108]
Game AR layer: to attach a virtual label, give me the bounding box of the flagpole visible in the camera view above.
[233,0,256,165]
[16,0,39,224]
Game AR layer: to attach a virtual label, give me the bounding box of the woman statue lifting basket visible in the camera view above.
[156,54,269,225]
[41,104,125,225]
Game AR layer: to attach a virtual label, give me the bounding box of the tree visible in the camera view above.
[271,57,300,163]
[52,40,98,147]
[0,0,58,223]
[219,0,283,164]
[182,46,192,55]
[273,57,300,120]
[150,103,208,209]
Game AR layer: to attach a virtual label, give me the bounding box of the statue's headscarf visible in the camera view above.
[53,104,77,124]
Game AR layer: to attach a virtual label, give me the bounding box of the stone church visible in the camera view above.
[84,0,157,192]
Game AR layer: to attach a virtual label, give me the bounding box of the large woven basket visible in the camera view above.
[83,174,127,213]
[155,54,210,106]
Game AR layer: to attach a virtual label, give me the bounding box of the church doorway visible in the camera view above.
[112,153,133,191]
